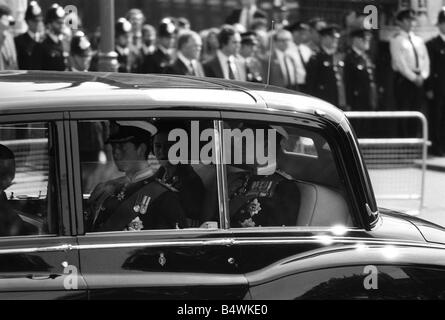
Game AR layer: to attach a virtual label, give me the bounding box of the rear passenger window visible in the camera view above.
[77,119,218,233]
[0,122,59,237]
[222,120,351,228]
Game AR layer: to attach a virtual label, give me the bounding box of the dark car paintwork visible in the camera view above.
[0,71,444,299]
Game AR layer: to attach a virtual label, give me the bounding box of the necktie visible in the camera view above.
[228,60,236,80]
[407,34,419,71]
[189,61,196,76]
[284,55,294,88]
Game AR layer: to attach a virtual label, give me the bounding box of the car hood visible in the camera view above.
[379,208,445,245]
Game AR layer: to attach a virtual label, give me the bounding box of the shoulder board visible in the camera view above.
[275,169,294,180]
[155,178,179,192]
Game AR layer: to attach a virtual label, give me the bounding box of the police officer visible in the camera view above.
[227,125,301,228]
[390,9,430,137]
[15,1,44,70]
[31,3,67,71]
[425,8,445,156]
[306,25,346,109]
[152,122,205,227]
[140,18,176,74]
[115,17,132,73]
[68,31,92,72]
[86,121,188,232]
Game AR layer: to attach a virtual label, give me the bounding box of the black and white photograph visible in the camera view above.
[1,0,445,306]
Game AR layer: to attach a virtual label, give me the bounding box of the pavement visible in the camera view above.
[374,156,445,227]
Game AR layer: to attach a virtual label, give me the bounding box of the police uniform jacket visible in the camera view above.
[306,48,346,108]
[15,32,39,70]
[31,34,67,71]
[87,173,188,232]
[426,34,445,96]
[116,45,132,73]
[228,169,301,227]
[344,47,377,110]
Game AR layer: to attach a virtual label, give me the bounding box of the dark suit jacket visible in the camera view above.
[15,33,39,70]
[265,51,298,90]
[344,49,377,110]
[140,47,173,74]
[225,8,267,25]
[426,35,445,96]
[31,36,66,71]
[203,55,247,81]
[165,58,205,77]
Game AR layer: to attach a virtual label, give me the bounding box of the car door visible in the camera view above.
[69,110,248,299]
[0,114,87,299]
[218,111,380,297]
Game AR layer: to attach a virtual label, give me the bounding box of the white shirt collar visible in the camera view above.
[141,44,155,55]
[352,45,364,56]
[321,46,336,55]
[28,30,39,41]
[178,51,193,69]
[217,49,234,63]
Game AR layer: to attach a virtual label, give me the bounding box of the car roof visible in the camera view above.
[0,71,345,123]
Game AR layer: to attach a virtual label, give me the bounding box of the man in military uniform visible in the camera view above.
[152,122,205,227]
[239,32,263,83]
[227,124,301,228]
[425,8,445,156]
[115,17,132,73]
[68,31,92,72]
[306,25,346,109]
[390,9,430,137]
[140,18,176,74]
[344,28,377,137]
[86,121,188,232]
[15,1,44,70]
[31,3,67,71]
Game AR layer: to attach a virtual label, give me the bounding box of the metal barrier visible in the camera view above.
[345,111,428,215]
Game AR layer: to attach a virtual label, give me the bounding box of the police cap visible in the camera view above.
[45,3,65,25]
[107,121,157,144]
[396,8,416,21]
[241,31,258,46]
[25,1,42,21]
[319,24,341,38]
[70,31,91,57]
[115,17,132,36]
[349,28,372,39]
[158,18,176,38]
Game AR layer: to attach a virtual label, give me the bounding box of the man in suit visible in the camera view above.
[140,18,176,74]
[306,25,346,109]
[15,1,43,70]
[266,29,298,90]
[115,17,132,73]
[425,8,445,156]
[0,4,17,70]
[225,0,267,30]
[165,30,204,77]
[203,25,247,81]
[31,3,67,71]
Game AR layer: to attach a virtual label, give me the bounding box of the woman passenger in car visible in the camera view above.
[152,122,205,227]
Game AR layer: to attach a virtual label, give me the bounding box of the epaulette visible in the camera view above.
[156,178,179,192]
[275,169,294,180]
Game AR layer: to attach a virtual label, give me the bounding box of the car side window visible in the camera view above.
[0,122,58,237]
[223,120,351,228]
[78,119,218,233]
